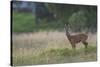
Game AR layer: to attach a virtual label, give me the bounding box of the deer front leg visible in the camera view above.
[71,43,76,54]
[82,41,88,54]
[82,41,88,48]
[71,42,76,49]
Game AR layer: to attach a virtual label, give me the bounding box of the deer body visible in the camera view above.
[65,24,88,49]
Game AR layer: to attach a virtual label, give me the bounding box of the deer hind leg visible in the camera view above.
[82,41,88,48]
[71,43,76,49]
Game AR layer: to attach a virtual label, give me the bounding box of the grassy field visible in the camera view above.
[12,31,97,66]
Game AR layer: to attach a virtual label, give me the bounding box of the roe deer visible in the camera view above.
[65,24,88,49]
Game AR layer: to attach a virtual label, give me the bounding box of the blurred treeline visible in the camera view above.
[12,1,97,33]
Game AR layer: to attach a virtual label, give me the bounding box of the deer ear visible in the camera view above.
[65,24,67,27]
[64,24,67,31]
[65,24,66,26]
[67,24,70,28]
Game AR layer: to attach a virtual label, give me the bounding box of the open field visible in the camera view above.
[12,31,97,66]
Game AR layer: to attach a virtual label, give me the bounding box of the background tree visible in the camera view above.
[12,1,97,33]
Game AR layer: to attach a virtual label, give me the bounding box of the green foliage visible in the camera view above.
[12,4,97,33]
[47,4,97,32]
[69,10,87,32]
[47,4,79,23]
[12,11,35,32]
[84,6,97,32]
[12,11,64,32]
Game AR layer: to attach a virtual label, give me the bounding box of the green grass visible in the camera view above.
[12,46,97,66]
[12,32,97,66]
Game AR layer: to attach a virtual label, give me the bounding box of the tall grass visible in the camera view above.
[12,31,97,66]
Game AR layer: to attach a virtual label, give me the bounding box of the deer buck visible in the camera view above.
[65,24,88,49]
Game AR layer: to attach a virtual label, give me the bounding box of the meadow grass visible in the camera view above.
[12,31,97,66]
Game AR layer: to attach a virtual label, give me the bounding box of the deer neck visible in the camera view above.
[66,31,71,39]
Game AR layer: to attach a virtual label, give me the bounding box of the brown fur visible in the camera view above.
[65,24,88,49]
